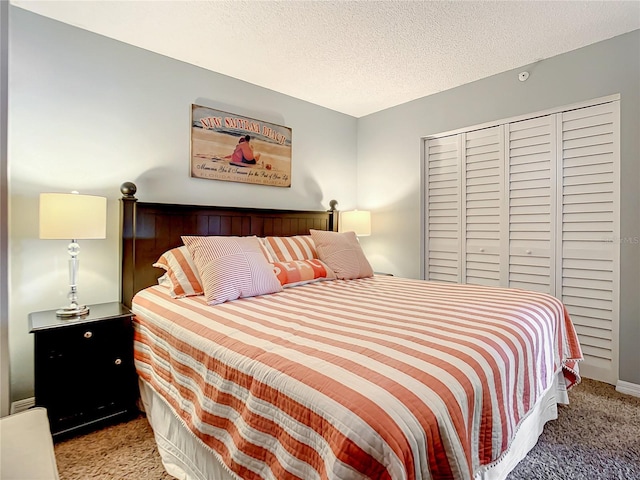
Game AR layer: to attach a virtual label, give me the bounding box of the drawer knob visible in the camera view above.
[114,358,122,365]
[83,331,93,339]
[526,249,532,255]
[479,248,485,253]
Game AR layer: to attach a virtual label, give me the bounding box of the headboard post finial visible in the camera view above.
[120,182,137,199]
[328,199,339,232]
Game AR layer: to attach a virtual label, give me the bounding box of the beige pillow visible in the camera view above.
[182,236,283,305]
[309,230,374,280]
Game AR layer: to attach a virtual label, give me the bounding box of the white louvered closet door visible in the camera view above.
[425,135,461,283]
[507,115,556,294]
[558,102,619,384]
[463,127,505,286]
[423,97,620,385]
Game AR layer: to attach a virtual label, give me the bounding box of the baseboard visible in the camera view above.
[616,380,640,398]
[10,397,35,414]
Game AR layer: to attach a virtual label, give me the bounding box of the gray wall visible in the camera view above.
[1,0,10,417]
[357,30,640,385]
[8,7,358,401]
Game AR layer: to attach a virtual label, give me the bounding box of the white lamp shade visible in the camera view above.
[39,193,107,240]
[340,210,371,237]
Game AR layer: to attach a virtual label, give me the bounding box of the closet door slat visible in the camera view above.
[560,102,619,384]
[425,135,460,283]
[507,115,556,294]
[464,127,503,286]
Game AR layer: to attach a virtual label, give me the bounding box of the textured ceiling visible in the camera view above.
[11,0,640,117]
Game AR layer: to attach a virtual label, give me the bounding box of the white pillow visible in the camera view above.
[182,236,283,305]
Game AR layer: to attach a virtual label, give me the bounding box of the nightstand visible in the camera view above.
[29,302,139,439]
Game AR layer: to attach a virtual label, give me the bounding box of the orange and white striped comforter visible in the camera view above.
[132,275,582,480]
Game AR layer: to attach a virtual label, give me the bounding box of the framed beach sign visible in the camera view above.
[190,104,292,187]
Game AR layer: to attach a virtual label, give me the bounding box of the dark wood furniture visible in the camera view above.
[29,302,138,440]
[119,181,339,307]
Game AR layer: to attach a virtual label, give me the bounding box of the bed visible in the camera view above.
[120,183,583,480]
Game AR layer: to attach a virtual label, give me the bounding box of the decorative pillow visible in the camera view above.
[256,238,275,263]
[157,273,171,288]
[272,259,336,288]
[263,235,317,262]
[309,230,374,280]
[153,246,204,298]
[182,235,283,305]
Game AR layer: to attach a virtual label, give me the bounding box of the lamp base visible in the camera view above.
[56,305,90,318]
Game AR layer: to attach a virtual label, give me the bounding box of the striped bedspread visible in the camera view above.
[132,275,582,480]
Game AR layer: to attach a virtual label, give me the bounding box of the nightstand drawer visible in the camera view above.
[36,318,133,366]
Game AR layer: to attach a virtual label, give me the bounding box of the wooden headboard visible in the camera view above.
[119,182,338,308]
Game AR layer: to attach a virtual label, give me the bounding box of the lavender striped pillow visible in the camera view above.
[310,230,374,280]
[182,235,283,305]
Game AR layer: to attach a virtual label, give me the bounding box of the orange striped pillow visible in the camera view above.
[182,235,283,305]
[272,259,336,288]
[257,238,276,263]
[153,246,203,298]
[310,230,374,280]
[264,235,317,262]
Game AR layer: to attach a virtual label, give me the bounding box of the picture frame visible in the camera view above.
[190,104,292,187]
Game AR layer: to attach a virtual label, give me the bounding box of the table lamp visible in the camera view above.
[339,210,371,237]
[39,192,107,317]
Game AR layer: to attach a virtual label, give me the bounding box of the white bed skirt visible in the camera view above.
[139,372,568,480]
